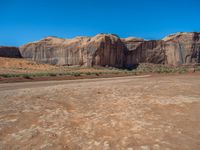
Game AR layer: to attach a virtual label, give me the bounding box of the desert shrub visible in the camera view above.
[49,73,57,76]
[178,68,188,74]
[0,74,16,78]
[85,72,92,75]
[22,74,32,79]
[72,72,81,76]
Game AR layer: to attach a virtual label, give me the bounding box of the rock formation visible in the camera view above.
[122,38,166,68]
[0,46,21,58]
[19,32,200,67]
[20,34,125,67]
[163,32,200,65]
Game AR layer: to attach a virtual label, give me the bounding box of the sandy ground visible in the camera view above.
[0,57,122,75]
[0,75,200,150]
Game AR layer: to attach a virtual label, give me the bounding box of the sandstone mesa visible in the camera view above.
[1,32,200,68]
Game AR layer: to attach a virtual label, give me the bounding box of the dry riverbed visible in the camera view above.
[0,74,200,150]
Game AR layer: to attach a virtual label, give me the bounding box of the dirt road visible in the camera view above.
[0,74,200,150]
[0,75,151,91]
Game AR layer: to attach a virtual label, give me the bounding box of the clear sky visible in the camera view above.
[0,0,200,46]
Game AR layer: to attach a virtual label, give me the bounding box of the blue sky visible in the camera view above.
[0,0,200,46]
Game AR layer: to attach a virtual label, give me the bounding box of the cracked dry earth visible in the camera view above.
[0,75,200,150]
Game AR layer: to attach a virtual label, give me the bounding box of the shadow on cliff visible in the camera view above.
[0,47,22,58]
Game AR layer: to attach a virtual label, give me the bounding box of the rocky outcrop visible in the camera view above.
[20,34,125,67]
[0,46,21,58]
[123,32,200,67]
[122,38,166,68]
[163,32,200,65]
[19,32,200,67]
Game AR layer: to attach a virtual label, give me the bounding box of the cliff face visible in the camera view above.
[122,38,166,67]
[163,32,200,65]
[19,32,200,67]
[123,32,200,67]
[0,46,21,58]
[20,34,125,67]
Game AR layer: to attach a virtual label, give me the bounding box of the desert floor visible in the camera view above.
[0,74,200,150]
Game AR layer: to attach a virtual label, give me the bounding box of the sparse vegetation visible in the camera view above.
[134,63,192,74]
[22,74,32,79]
[196,65,200,72]
[72,72,81,76]
[0,57,197,80]
[0,64,193,79]
[178,68,188,74]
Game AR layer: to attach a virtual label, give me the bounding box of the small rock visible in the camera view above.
[141,145,150,150]
[153,144,160,150]
[103,141,110,150]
